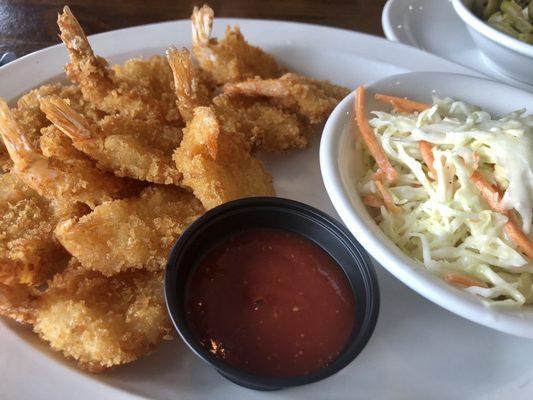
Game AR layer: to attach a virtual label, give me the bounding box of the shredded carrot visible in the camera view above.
[472,151,480,171]
[471,171,533,259]
[419,140,437,180]
[374,93,430,113]
[374,180,401,214]
[504,220,533,259]
[471,171,506,213]
[355,86,397,183]
[444,273,488,288]
[372,169,386,181]
[362,194,384,208]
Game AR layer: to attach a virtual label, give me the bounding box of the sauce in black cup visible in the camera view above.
[164,197,379,391]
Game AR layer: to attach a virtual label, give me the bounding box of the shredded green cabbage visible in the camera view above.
[358,97,533,306]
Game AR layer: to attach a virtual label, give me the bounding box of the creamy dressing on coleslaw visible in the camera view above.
[358,98,533,306]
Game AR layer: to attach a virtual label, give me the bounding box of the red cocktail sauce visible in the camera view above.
[185,228,355,377]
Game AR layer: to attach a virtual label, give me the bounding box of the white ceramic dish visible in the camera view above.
[452,0,533,84]
[382,0,533,93]
[2,18,533,400]
[320,71,533,339]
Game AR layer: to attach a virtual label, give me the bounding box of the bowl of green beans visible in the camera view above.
[452,0,533,83]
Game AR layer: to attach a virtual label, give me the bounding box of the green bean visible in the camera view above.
[473,0,503,19]
[488,11,504,22]
[501,1,533,33]
[473,0,533,44]
[486,0,504,18]
[489,21,521,37]
[472,0,486,17]
[518,33,533,42]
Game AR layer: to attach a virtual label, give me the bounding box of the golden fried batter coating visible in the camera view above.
[173,106,275,209]
[0,101,134,208]
[0,282,39,324]
[0,145,10,173]
[8,83,100,151]
[58,7,178,122]
[33,265,172,372]
[223,73,349,124]
[113,55,181,123]
[213,94,313,152]
[55,185,204,276]
[39,125,89,161]
[167,47,309,152]
[191,5,283,84]
[0,172,68,286]
[41,96,183,185]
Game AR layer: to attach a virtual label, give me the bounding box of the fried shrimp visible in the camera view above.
[0,100,132,208]
[191,5,283,84]
[55,185,204,276]
[213,94,313,152]
[0,144,10,172]
[39,125,90,161]
[223,73,350,123]
[32,264,172,372]
[8,83,101,152]
[166,47,212,123]
[0,282,38,324]
[57,7,174,122]
[41,95,182,185]
[173,106,275,209]
[0,172,68,287]
[167,48,310,152]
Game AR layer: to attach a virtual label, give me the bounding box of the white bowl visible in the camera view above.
[451,0,533,84]
[319,71,533,338]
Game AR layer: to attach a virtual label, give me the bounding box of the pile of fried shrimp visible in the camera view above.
[0,5,349,372]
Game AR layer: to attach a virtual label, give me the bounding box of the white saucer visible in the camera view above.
[382,0,533,93]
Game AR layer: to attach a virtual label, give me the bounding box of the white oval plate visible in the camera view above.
[382,0,533,93]
[1,18,533,400]
[320,71,533,339]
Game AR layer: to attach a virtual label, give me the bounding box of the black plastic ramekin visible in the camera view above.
[164,197,379,391]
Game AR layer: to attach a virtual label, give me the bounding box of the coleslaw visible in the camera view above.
[356,92,533,306]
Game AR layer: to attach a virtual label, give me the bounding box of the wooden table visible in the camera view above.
[0,0,387,57]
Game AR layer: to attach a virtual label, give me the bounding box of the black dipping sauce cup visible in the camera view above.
[164,197,379,391]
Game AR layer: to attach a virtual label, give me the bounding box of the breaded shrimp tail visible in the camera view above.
[223,73,350,124]
[58,6,114,99]
[166,47,211,123]
[0,98,133,208]
[58,7,171,121]
[41,95,182,185]
[191,5,283,84]
[173,106,275,209]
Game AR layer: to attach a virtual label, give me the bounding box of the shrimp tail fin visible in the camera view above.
[223,79,290,98]
[58,6,95,64]
[0,99,37,165]
[191,5,214,46]
[40,96,93,140]
[57,6,114,91]
[166,47,209,122]
[0,99,61,187]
